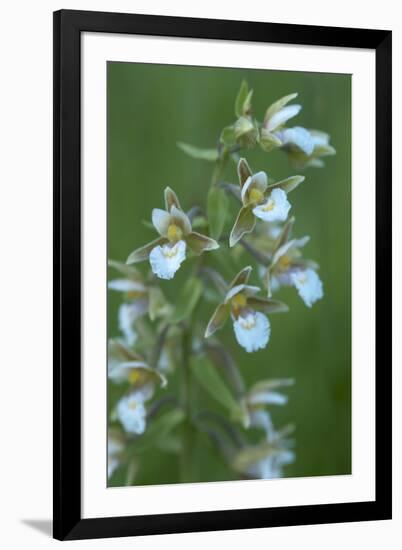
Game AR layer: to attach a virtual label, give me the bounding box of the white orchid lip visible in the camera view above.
[233,311,271,353]
[290,268,324,307]
[149,240,186,280]
[116,392,147,434]
[276,126,315,156]
[253,188,291,222]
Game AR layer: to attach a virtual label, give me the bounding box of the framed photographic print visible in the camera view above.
[53,9,392,541]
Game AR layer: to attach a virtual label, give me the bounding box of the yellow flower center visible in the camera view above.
[240,316,256,330]
[298,273,307,285]
[167,223,183,243]
[249,188,264,204]
[231,292,247,313]
[126,290,144,300]
[262,198,275,212]
[277,254,292,271]
[128,399,138,410]
[128,370,141,385]
[163,244,180,258]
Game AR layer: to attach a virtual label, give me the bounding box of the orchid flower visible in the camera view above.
[108,339,167,390]
[263,218,324,307]
[205,266,288,353]
[233,415,295,479]
[281,129,336,168]
[229,158,304,247]
[126,187,219,280]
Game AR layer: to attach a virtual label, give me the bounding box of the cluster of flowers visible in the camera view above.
[107,82,335,483]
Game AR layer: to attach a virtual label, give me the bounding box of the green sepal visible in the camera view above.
[177,142,219,162]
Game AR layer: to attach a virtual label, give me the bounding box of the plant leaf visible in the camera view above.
[169,277,203,324]
[128,409,185,455]
[148,286,171,321]
[177,142,219,162]
[207,186,229,240]
[191,356,247,426]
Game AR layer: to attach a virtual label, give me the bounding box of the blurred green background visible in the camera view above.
[107,62,351,485]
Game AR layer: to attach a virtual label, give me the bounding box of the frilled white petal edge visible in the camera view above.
[246,449,296,479]
[277,126,314,156]
[253,188,291,222]
[266,104,301,132]
[116,393,147,434]
[290,268,324,307]
[241,171,268,203]
[118,303,138,346]
[149,240,186,280]
[233,311,270,353]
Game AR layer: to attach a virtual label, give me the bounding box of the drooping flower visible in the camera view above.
[108,261,151,345]
[241,378,294,439]
[280,129,336,169]
[262,218,324,307]
[233,414,295,479]
[290,268,324,308]
[275,126,315,156]
[126,187,219,280]
[108,339,167,390]
[205,266,288,353]
[229,158,304,247]
[241,444,295,479]
[107,428,125,479]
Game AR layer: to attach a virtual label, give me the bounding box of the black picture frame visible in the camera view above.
[53,9,392,541]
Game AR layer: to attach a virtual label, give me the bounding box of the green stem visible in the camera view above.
[180,325,194,482]
[211,148,229,187]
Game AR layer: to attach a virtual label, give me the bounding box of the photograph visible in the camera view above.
[106,62,351,487]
